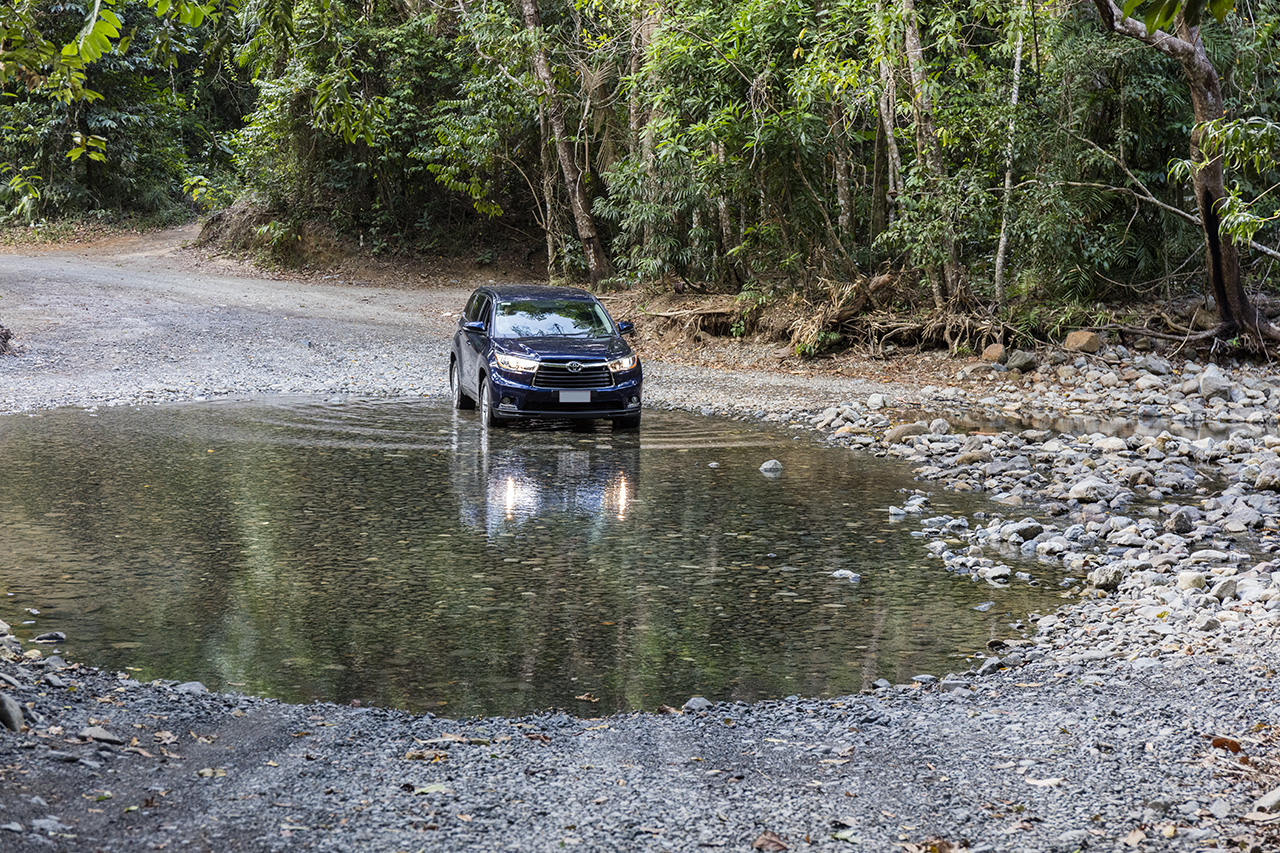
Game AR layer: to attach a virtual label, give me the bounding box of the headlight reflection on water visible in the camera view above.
[501,475,539,520]
[604,475,630,520]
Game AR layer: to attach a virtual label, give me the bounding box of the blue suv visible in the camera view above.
[449,285,643,429]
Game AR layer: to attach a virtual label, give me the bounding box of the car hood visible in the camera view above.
[496,336,632,361]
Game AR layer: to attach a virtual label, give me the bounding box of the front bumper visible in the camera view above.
[487,368,642,419]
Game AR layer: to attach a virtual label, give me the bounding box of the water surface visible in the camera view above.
[0,400,1063,716]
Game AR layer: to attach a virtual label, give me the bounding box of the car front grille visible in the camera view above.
[533,362,613,389]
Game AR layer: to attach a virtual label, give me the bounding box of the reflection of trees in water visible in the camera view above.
[0,406,1061,716]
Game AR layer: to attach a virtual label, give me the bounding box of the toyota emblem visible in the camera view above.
[567,361,583,373]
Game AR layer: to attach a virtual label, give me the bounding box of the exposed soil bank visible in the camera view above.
[1,229,1278,852]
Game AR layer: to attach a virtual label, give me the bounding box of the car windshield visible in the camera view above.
[492,299,615,339]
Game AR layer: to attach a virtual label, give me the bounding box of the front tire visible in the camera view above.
[479,377,505,429]
[450,360,475,410]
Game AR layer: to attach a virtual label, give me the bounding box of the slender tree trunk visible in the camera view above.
[835,134,852,246]
[520,0,612,287]
[992,9,1025,310]
[901,0,965,308]
[538,104,559,277]
[871,1,902,241]
[901,0,946,308]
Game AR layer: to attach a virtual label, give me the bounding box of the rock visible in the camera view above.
[759,459,783,475]
[1093,436,1128,453]
[79,725,126,745]
[866,393,885,410]
[928,418,951,435]
[1255,465,1280,492]
[682,696,713,713]
[1142,355,1173,375]
[1253,787,1280,813]
[1088,564,1126,590]
[1165,508,1197,534]
[977,657,1002,676]
[829,570,862,582]
[1177,572,1207,591]
[1209,578,1237,601]
[0,693,22,732]
[885,422,929,444]
[1199,365,1232,401]
[1064,330,1102,353]
[981,343,1006,363]
[33,632,66,644]
[1001,519,1044,542]
[1006,350,1038,373]
[1194,614,1222,632]
[1068,478,1118,501]
[174,681,209,695]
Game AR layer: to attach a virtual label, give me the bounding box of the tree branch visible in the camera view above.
[1090,0,1196,60]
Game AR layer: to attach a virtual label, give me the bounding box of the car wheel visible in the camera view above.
[612,414,641,430]
[479,377,505,429]
[450,361,475,410]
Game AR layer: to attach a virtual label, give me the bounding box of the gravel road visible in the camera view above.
[1,229,1277,853]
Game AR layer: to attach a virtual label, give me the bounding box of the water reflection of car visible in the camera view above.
[452,435,641,539]
[449,285,643,429]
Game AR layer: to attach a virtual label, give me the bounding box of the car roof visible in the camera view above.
[476,284,599,302]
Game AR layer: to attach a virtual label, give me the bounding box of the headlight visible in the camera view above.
[608,353,639,372]
[495,352,539,372]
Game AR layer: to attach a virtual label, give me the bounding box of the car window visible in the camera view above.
[464,293,492,325]
[492,299,614,338]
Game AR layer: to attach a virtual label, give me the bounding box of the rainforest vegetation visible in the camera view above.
[2,0,1279,350]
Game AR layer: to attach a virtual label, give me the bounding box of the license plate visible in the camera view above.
[559,390,591,403]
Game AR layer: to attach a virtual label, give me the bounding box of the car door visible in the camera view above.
[459,293,492,397]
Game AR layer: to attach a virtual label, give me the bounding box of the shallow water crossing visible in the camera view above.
[0,400,1067,716]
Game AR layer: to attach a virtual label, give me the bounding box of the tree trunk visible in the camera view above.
[538,103,560,277]
[1175,21,1270,338]
[992,9,1025,309]
[1089,0,1278,342]
[871,2,902,242]
[520,0,612,287]
[901,0,965,308]
[835,139,852,246]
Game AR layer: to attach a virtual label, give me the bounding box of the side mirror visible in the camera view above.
[461,320,487,334]
[616,320,635,335]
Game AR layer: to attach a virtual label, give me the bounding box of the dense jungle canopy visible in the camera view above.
[2,0,1279,349]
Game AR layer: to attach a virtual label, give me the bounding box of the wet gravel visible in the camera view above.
[2,230,1280,851]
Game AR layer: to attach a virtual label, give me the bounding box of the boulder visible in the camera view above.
[0,693,22,732]
[1176,571,1207,591]
[1255,465,1280,492]
[1064,330,1102,353]
[1006,349,1038,373]
[1142,354,1173,376]
[981,343,1006,363]
[1199,365,1233,401]
[1088,563,1126,590]
[1067,477,1118,501]
[885,422,930,444]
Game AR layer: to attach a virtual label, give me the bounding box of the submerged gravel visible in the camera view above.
[2,231,1280,851]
